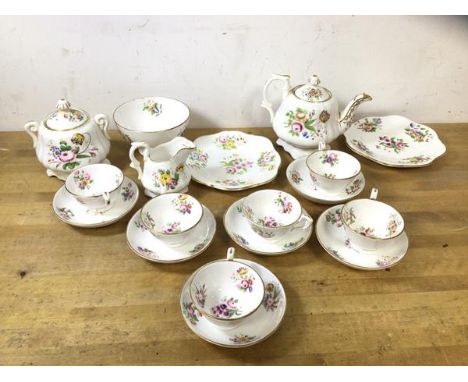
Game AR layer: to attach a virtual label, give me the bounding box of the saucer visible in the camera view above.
[316,205,409,270]
[180,259,286,347]
[52,176,139,227]
[224,198,313,255]
[186,131,281,191]
[126,206,216,263]
[344,115,446,167]
[286,156,365,204]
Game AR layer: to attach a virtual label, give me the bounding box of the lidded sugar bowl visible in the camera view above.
[24,99,111,180]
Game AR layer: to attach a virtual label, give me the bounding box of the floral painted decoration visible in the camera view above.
[387,213,402,237]
[377,136,409,154]
[325,208,344,227]
[351,139,374,156]
[153,166,183,191]
[189,239,210,255]
[163,222,181,234]
[215,134,247,150]
[232,267,255,292]
[257,151,277,171]
[215,179,246,188]
[251,224,275,238]
[194,284,207,308]
[341,208,357,226]
[359,226,375,237]
[221,154,254,176]
[172,194,193,214]
[73,169,93,190]
[404,123,433,143]
[324,173,336,179]
[289,169,303,184]
[263,283,281,311]
[121,183,135,201]
[57,207,74,220]
[398,155,431,165]
[229,334,256,344]
[137,247,155,257]
[211,297,241,318]
[284,108,318,139]
[375,255,400,268]
[50,110,85,124]
[320,152,339,166]
[183,302,202,325]
[187,147,209,169]
[134,219,147,232]
[144,212,156,229]
[142,100,162,116]
[233,233,249,246]
[356,117,383,133]
[47,133,98,171]
[275,192,293,214]
[282,237,304,250]
[345,178,362,195]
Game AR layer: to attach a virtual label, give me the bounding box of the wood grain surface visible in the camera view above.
[0,126,467,365]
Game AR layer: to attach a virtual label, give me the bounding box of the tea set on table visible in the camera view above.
[24,73,446,348]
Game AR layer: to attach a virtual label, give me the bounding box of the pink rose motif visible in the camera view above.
[219,136,227,143]
[226,297,236,308]
[291,122,303,133]
[59,151,76,163]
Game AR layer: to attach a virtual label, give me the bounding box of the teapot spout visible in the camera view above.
[339,93,372,133]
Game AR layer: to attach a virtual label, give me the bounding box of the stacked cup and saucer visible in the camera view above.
[287,141,366,204]
[316,188,409,270]
[52,163,139,227]
[126,193,216,263]
[180,247,287,347]
[224,189,313,255]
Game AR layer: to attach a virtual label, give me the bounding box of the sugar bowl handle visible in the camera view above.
[370,187,378,200]
[226,247,235,261]
[94,114,111,140]
[24,121,39,148]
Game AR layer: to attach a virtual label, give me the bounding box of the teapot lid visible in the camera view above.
[45,99,89,131]
[294,75,332,103]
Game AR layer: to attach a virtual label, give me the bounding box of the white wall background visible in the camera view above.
[0,15,467,131]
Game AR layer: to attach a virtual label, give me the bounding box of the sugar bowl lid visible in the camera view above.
[294,75,332,103]
[45,99,89,131]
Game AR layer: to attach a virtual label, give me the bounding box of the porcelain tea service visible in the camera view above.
[113,96,190,147]
[129,137,195,197]
[261,73,372,158]
[24,99,111,180]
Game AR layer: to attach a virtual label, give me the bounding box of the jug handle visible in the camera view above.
[129,142,149,180]
[94,114,111,140]
[261,74,291,123]
[24,121,39,148]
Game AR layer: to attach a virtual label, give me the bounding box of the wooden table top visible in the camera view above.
[0,125,467,366]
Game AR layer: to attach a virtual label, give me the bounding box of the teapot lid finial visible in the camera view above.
[308,75,321,86]
[56,99,72,111]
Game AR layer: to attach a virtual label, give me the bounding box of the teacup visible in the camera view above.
[242,189,312,239]
[65,163,124,213]
[340,188,405,251]
[189,247,264,328]
[306,142,361,193]
[140,193,203,246]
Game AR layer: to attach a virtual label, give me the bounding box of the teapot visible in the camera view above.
[261,74,372,158]
[24,99,111,180]
[129,136,195,197]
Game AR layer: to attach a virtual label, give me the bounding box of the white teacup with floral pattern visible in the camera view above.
[306,142,361,193]
[189,248,265,328]
[242,189,312,240]
[340,188,405,251]
[64,163,124,213]
[140,193,203,246]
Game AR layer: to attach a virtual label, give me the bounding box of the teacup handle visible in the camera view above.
[370,187,378,200]
[102,191,111,206]
[292,211,313,230]
[129,142,149,180]
[317,140,327,151]
[227,247,235,261]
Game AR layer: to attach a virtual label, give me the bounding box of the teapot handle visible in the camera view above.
[94,114,111,140]
[261,74,291,123]
[24,121,39,148]
[129,142,149,180]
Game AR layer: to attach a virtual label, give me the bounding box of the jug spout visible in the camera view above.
[339,93,372,133]
[167,136,196,163]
